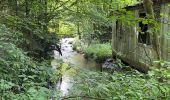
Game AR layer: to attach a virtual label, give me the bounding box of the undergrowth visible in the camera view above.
[66,68,170,100]
[0,24,59,99]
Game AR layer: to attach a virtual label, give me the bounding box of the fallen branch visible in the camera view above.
[62,95,109,100]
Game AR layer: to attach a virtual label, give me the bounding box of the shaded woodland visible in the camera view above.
[0,0,170,100]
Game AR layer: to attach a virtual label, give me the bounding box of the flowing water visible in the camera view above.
[51,38,102,96]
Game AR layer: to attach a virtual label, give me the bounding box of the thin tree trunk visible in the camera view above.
[44,0,48,33]
[77,1,81,39]
[15,0,18,16]
[25,0,29,17]
[77,22,81,39]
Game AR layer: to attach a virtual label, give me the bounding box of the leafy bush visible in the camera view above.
[0,24,58,99]
[84,43,112,62]
[73,38,81,51]
[72,37,88,53]
[67,69,170,100]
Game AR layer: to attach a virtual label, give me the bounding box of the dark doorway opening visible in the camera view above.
[138,13,150,45]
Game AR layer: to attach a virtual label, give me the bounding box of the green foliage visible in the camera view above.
[68,69,170,100]
[63,0,139,42]
[0,0,61,58]
[58,21,76,37]
[0,24,56,99]
[72,37,83,52]
[1,0,169,99]
[84,43,112,62]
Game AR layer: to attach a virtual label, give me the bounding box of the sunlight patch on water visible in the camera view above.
[59,75,73,96]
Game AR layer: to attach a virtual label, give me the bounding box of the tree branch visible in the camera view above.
[62,95,109,100]
[47,0,78,22]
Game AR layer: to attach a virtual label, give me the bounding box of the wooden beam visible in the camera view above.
[112,51,149,73]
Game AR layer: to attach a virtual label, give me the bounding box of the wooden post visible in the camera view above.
[143,0,161,60]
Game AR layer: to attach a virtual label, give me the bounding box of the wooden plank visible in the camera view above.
[112,21,117,58]
[112,50,149,73]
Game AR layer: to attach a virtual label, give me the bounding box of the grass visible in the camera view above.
[84,43,112,63]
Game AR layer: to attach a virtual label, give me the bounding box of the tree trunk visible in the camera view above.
[25,0,29,17]
[44,0,48,33]
[15,0,18,16]
[143,0,161,60]
[77,1,81,39]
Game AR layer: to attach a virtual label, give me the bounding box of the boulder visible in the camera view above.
[102,59,122,72]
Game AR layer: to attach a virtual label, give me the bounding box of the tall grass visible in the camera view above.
[84,43,112,62]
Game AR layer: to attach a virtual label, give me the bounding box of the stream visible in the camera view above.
[51,38,102,97]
